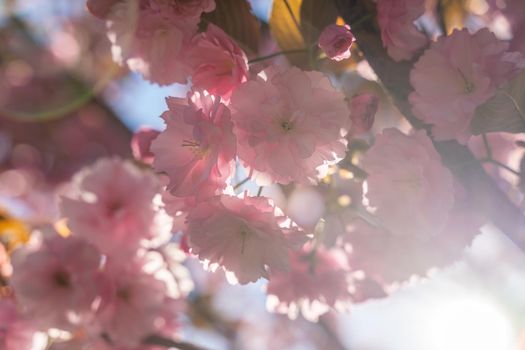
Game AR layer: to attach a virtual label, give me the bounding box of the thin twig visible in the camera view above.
[248,48,309,64]
[143,335,208,350]
[481,158,521,176]
[233,177,250,190]
[482,133,493,159]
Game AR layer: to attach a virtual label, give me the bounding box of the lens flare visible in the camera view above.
[425,296,516,350]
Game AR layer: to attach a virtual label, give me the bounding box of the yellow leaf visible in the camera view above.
[0,211,30,252]
[441,0,468,34]
[270,0,305,50]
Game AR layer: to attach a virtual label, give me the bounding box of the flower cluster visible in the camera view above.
[7,1,522,343]
[346,129,480,282]
[410,28,525,143]
[5,159,189,349]
[377,0,428,61]
[150,64,351,286]
[88,0,249,91]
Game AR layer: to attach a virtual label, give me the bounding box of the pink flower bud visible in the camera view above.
[131,127,160,165]
[349,93,379,135]
[318,24,355,61]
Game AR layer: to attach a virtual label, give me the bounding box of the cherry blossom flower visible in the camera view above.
[410,28,525,143]
[0,298,47,350]
[345,209,480,283]
[106,0,197,85]
[186,195,306,285]
[230,66,349,184]
[148,0,215,18]
[349,93,379,135]
[151,92,237,199]
[187,24,249,100]
[61,158,172,257]
[266,246,352,321]
[10,233,102,330]
[361,128,455,238]
[95,255,180,347]
[377,0,428,61]
[318,24,355,61]
[0,244,11,278]
[131,127,160,164]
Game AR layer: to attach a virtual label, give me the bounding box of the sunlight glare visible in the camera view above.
[426,296,516,350]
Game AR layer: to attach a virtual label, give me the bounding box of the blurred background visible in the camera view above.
[0,0,524,349]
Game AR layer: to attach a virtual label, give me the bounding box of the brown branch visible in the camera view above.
[143,335,209,350]
[335,0,525,248]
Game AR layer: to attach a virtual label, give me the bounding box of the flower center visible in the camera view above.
[117,288,131,303]
[239,226,250,254]
[53,270,71,289]
[181,139,209,159]
[392,176,422,191]
[280,120,294,133]
[457,68,475,94]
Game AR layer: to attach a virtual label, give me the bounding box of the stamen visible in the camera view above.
[457,68,475,93]
[181,139,200,148]
[281,120,293,132]
[239,227,248,254]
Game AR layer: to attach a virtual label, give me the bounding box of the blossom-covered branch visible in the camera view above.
[335,0,525,249]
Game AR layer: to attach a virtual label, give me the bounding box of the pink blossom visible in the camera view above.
[186,195,306,284]
[131,127,160,164]
[318,24,355,61]
[148,0,215,18]
[266,246,351,321]
[230,66,349,184]
[410,28,525,143]
[61,158,172,257]
[0,245,10,278]
[377,0,428,61]
[151,92,236,199]
[106,0,197,85]
[349,93,379,135]
[345,208,480,283]
[10,234,102,330]
[0,298,46,350]
[95,256,179,347]
[187,24,249,100]
[362,128,455,237]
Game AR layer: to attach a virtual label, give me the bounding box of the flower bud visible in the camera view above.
[131,127,160,165]
[349,93,379,135]
[318,24,355,61]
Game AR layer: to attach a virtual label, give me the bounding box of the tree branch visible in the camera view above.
[143,335,209,350]
[335,0,525,248]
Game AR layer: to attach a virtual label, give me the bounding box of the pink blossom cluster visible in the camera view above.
[410,28,525,143]
[5,158,188,349]
[377,0,428,61]
[146,60,351,295]
[49,0,525,331]
[88,0,248,97]
[346,128,481,283]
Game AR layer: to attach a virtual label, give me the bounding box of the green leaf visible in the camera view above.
[471,69,525,135]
